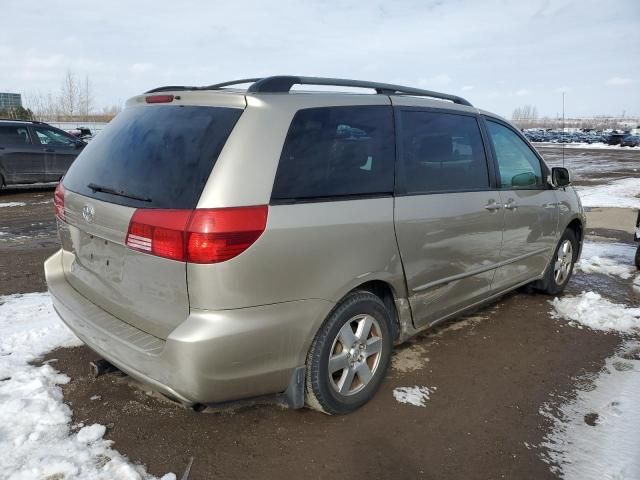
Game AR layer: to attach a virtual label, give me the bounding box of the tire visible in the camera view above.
[535,229,578,295]
[635,245,640,270]
[305,291,393,415]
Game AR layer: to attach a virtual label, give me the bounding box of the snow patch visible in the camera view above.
[0,292,175,480]
[0,201,26,208]
[561,142,639,150]
[576,241,637,279]
[551,291,640,334]
[541,341,640,480]
[393,386,436,407]
[577,178,640,209]
[76,424,107,444]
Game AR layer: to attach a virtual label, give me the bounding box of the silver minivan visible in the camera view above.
[45,76,584,414]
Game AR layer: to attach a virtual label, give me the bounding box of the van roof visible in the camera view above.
[144,75,474,107]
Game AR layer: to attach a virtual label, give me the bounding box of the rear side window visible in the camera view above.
[271,106,395,201]
[397,111,489,194]
[0,125,31,145]
[63,105,242,209]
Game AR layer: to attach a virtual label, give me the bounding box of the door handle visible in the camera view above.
[504,200,518,210]
[484,200,502,212]
[44,148,55,153]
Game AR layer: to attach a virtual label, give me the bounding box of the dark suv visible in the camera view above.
[0,119,86,188]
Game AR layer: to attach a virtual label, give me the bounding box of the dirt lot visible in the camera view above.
[1,146,638,479]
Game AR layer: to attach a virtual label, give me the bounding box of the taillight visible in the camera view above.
[54,182,65,221]
[145,94,174,104]
[125,210,192,261]
[186,206,268,263]
[125,206,268,263]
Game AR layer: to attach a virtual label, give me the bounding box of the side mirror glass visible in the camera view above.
[511,171,537,187]
[551,167,571,188]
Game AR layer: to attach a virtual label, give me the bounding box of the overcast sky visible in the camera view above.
[1,0,638,118]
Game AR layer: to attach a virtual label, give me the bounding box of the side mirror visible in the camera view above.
[551,167,571,188]
[511,172,537,188]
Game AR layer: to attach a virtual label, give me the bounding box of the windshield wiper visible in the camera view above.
[87,183,152,203]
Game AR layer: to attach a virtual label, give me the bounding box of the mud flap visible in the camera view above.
[282,366,306,409]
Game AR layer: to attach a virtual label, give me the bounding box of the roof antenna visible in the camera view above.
[562,91,566,168]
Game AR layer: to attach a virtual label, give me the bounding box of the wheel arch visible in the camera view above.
[351,280,403,342]
[564,216,584,259]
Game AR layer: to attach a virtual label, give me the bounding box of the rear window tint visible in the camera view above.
[271,106,395,201]
[397,111,489,194]
[63,105,242,209]
[0,125,31,145]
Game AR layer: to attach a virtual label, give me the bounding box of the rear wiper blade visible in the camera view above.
[87,183,152,203]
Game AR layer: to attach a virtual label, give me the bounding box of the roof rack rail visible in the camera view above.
[145,79,262,94]
[246,76,474,107]
[0,118,45,124]
[204,78,262,90]
[143,76,473,107]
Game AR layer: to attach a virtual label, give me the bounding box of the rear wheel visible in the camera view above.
[536,229,578,295]
[305,291,392,414]
[635,245,640,270]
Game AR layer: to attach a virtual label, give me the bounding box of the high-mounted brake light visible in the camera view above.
[54,182,65,221]
[145,94,174,104]
[125,206,268,263]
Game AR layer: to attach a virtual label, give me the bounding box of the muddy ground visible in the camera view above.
[1,146,638,479]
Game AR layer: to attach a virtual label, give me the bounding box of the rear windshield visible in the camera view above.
[63,105,242,209]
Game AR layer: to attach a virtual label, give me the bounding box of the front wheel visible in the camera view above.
[536,229,578,295]
[305,291,393,414]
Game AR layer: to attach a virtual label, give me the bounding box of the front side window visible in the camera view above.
[271,106,395,201]
[396,111,489,194]
[485,120,544,189]
[0,125,31,145]
[34,127,75,147]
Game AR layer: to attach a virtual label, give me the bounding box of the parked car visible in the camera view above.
[607,132,628,145]
[45,76,585,414]
[621,134,640,147]
[0,119,86,188]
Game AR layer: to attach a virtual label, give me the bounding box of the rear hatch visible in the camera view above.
[58,100,243,339]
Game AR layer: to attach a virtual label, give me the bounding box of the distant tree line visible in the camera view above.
[512,104,639,131]
[23,70,122,123]
[0,106,34,120]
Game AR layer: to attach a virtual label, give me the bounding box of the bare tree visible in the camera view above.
[512,105,539,128]
[23,91,59,121]
[59,69,80,119]
[101,103,122,117]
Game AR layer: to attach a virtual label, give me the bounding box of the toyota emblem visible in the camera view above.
[82,204,95,223]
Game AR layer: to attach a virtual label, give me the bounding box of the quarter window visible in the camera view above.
[396,111,490,194]
[485,120,544,189]
[271,106,395,201]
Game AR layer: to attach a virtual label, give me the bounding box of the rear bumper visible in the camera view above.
[45,249,333,405]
